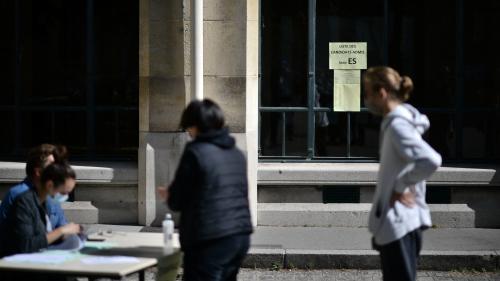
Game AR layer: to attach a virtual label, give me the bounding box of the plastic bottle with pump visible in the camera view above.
[162,213,174,255]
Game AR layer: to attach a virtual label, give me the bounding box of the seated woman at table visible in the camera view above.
[0,162,82,258]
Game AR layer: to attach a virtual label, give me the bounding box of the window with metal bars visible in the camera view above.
[0,0,138,161]
[259,0,500,163]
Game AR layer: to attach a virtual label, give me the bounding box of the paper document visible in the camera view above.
[333,70,361,112]
[329,42,367,70]
[80,256,141,265]
[3,251,79,264]
[83,241,117,249]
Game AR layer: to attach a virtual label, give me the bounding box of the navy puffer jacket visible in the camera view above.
[167,128,253,249]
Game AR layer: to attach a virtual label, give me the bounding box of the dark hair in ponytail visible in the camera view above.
[364,66,414,102]
[399,75,414,102]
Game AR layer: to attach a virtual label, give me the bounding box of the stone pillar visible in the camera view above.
[139,0,190,225]
[138,0,259,226]
[200,0,259,226]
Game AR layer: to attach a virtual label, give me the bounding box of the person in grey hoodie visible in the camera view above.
[363,66,442,281]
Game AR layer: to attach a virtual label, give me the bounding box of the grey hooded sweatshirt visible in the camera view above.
[368,104,442,246]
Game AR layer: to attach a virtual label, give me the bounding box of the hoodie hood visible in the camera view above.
[194,127,236,149]
[382,103,430,135]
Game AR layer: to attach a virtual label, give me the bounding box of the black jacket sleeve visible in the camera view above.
[168,148,199,211]
[12,196,48,253]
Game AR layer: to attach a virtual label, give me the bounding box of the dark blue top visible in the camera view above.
[0,179,67,228]
[168,128,253,250]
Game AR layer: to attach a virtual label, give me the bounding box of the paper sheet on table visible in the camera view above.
[333,70,361,112]
[80,256,140,265]
[83,241,117,249]
[3,251,79,264]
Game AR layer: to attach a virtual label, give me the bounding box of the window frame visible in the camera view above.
[258,0,497,163]
[0,0,138,161]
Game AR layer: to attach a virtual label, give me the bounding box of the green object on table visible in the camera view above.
[83,241,117,249]
[157,250,183,281]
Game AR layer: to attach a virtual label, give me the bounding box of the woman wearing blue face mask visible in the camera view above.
[0,162,82,258]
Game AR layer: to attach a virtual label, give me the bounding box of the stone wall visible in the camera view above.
[138,0,259,226]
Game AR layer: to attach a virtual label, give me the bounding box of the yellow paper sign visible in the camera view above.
[329,42,367,70]
[333,70,361,112]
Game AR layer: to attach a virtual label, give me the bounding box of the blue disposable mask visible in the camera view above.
[52,192,69,203]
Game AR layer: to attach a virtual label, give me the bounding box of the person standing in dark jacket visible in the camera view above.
[158,99,253,281]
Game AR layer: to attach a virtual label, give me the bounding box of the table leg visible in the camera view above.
[139,270,145,281]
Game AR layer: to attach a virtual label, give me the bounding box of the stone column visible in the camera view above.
[139,0,259,226]
[139,0,190,226]
[201,0,259,226]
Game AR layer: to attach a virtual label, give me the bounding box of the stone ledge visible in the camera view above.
[258,163,500,186]
[0,200,98,224]
[0,161,137,185]
[61,201,98,224]
[258,203,475,228]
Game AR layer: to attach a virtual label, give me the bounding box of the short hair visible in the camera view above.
[180,99,225,133]
[25,144,68,179]
[40,163,76,188]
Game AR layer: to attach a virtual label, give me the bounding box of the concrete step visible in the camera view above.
[61,201,98,224]
[244,248,500,271]
[246,226,500,270]
[258,203,475,228]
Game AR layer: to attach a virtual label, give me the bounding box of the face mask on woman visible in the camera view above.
[52,192,69,203]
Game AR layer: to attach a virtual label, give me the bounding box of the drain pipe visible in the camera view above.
[191,0,203,101]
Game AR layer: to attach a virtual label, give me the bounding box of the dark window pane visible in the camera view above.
[260,112,281,156]
[95,77,138,106]
[1,0,138,160]
[424,112,456,160]
[117,110,138,153]
[260,112,308,157]
[21,111,52,148]
[0,111,16,155]
[314,112,347,157]
[53,112,87,156]
[21,1,86,106]
[261,0,308,107]
[349,112,380,158]
[390,1,456,108]
[285,112,308,157]
[94,0,138,106]
[461,112,500,160]
[0,0,16,106]
[95,112,116,154]
[95,110,137,157]
[464,1,500,108]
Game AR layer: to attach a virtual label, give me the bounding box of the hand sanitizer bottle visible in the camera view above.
[162,213,174,255]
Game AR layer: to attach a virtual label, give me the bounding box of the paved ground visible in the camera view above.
[85,268,500,281]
